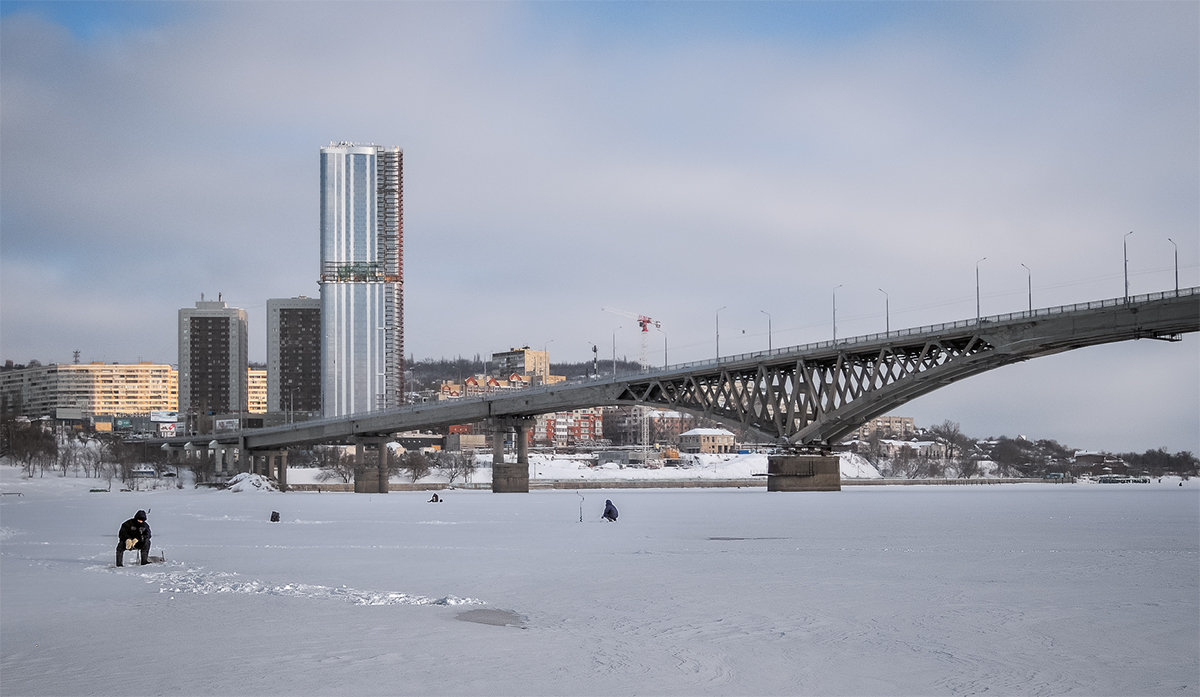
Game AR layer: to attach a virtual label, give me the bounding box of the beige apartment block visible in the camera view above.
[0,362,177,417]
[248,368,267,414]
[850,416,916,440]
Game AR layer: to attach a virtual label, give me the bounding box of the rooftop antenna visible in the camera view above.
[73,350,80,364]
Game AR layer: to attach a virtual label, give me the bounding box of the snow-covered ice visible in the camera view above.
[1,464,1196,696]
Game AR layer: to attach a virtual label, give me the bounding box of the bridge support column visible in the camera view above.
[491,417,533,493]
[257,450,288,491]
[353,438,389,494]
[767,454,841,492]
[377,442,390,494]
[207,441,228,476]
[492,426,507,467]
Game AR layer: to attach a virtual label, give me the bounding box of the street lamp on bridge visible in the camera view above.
[1124,231,1134,302]
[715,306,726,360]
[760,309,773,351]
[1168,237,1179,296]
[611,326,621,377]
[877,288,889,334]
[1021,263,1032,312]
[975,257,988,322]
[832,284,843,342]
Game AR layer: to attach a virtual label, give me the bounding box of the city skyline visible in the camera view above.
[1,2,1196,452]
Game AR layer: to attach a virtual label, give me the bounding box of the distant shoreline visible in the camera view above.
[284,477,1046,492]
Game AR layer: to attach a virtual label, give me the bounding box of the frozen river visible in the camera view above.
[2,474,1197,696]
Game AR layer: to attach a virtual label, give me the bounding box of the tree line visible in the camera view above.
[860,419,1197,478]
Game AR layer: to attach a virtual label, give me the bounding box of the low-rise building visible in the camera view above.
[534,408,604,447]
[679,427,736,454]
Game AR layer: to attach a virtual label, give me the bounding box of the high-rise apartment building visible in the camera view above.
[319,142,404,417]
[266,296,321,416]
[178,297,249,417]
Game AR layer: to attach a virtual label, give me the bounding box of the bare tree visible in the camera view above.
[10,422,56,477]
[80,439,106,478]
[930,420,973,461]
[57,435,86,476]
[315,446,354,483]
[398,451,431,483]
[956,457,980,478]
[432,450,478,484]
[189,452,217,487]
[865,431,885,465]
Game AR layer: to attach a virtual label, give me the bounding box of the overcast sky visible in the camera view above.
[2,1,1197,453]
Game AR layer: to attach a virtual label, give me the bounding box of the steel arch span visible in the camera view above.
[163,288,1198,452]
[612,288,1198,445]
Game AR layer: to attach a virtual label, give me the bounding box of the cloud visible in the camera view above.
[1,1,1196,451]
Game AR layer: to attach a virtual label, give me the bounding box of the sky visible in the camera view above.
[1,1,1197,453]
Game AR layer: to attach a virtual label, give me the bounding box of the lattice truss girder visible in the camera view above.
[617,335,993,444]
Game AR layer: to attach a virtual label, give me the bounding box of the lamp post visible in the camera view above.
[1124,231,1133,302]
[1021,263,1032,312]
[975,257,987,322]
[611,326,621,377]
[877,288,889,334]
[715,306,727,360]
[1168,237,1178,295]
[760,310,773,351]
[832,284,843,342]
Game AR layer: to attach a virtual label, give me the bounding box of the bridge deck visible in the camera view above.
[154,287,1198,451]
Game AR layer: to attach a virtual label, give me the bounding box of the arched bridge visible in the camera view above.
[177,288,1197,454]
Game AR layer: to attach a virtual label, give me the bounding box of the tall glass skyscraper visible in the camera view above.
[319,143,404,417]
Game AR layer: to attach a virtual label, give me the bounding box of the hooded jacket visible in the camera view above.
[118,510,151,544]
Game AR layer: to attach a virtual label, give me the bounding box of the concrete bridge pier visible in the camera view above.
[767,453,841,492]
[353,437,390,494]
[250,450,288,491]
[161,444,182,463]
[208,440,233,477]
[492,417,534,493]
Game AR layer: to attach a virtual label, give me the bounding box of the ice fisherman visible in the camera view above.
[602,499,618,522]
[116,509,151,566]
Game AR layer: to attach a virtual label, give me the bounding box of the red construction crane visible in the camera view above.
[601,307,661,370]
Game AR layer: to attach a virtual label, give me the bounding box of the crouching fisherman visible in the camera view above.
[116,510,151,566]
[602,499,618,522]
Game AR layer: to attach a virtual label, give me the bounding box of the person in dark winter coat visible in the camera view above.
[602,499,618,522]
[116,510,151,566]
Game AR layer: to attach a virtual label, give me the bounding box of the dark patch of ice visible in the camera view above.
[456,608,527,628]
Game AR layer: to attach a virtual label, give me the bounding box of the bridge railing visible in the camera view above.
[249,287,1197,433]
[627,286,1200,379]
